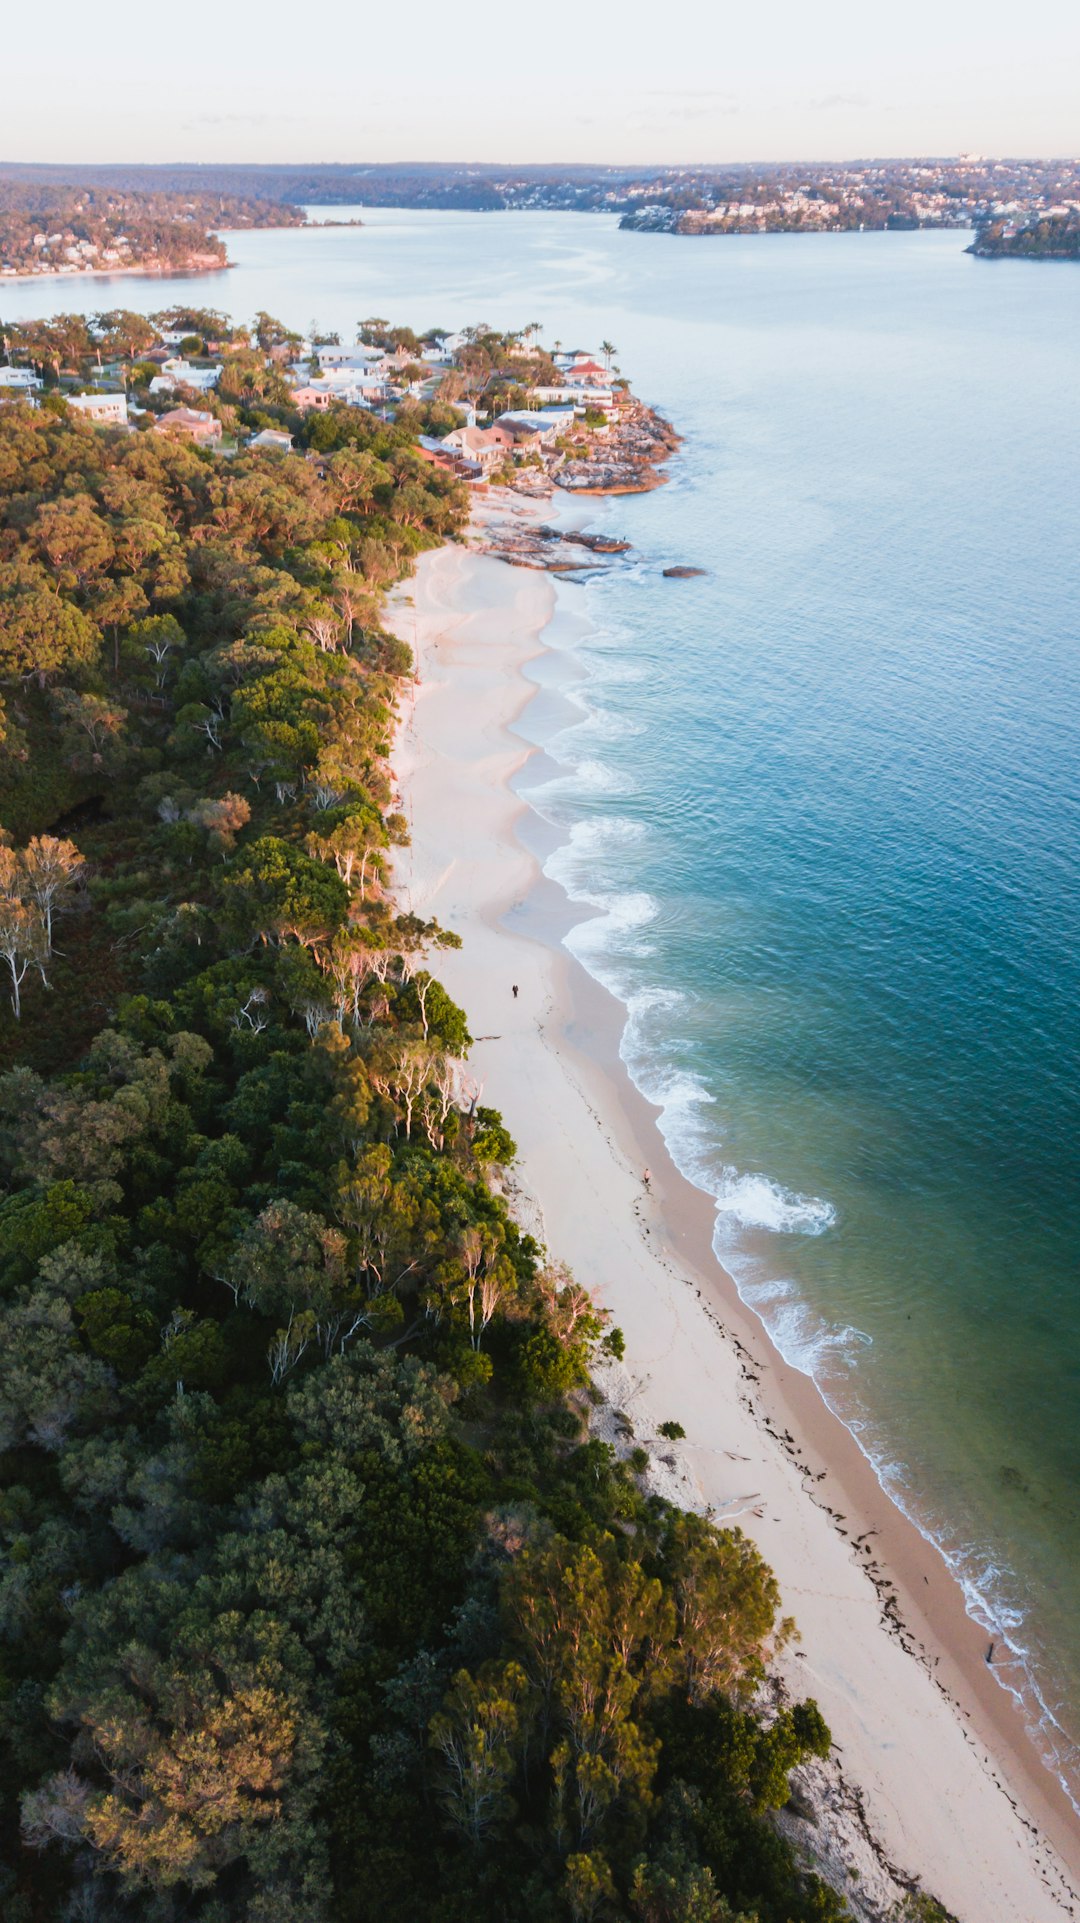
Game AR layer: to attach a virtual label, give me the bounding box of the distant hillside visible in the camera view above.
[2,160,1079,241]
[0,181,304,278]
[0,162,651,213]
[969,213,1080,260]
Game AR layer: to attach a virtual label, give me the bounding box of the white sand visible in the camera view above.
[387,526,1080,1921]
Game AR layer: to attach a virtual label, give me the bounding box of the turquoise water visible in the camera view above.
[7,212,1080,1789]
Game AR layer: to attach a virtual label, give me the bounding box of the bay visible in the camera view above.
[6,209,1080,1790]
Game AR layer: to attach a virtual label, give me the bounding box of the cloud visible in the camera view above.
[804,93,870,111]
[646,89,740,104]
[631,89,741,122]
[181,112,302,128]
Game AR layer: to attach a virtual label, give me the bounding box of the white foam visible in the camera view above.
[533,755,627,799]
[567,892,659,959]
[533,537,1080,1818]
[734,1269,872,1380]
[713,1170,837,1236]
[561,705,646,743]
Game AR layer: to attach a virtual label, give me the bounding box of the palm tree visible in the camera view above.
[600,340,617,368]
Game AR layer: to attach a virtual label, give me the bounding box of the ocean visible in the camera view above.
[6,208,1080,1793]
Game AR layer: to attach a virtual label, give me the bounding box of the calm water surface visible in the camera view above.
[7,212,1080,1786]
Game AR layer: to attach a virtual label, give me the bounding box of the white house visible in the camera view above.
[315,345,380,371]
[312,366,390,406]
[0,367,42,391]
[495,411,561,446]
[160,358,222,393]
[562,384,615,409]
[249,428,293,452]
[534,405,577,433]
[65,391,128,426]
[528,382,615,411]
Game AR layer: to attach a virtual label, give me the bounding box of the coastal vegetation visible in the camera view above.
[968,214,1080,260]
[0,183,304,280]
[0,329,850,1919]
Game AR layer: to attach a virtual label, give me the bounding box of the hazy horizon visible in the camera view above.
[11,0,1080,170]
[2,152,1079,172]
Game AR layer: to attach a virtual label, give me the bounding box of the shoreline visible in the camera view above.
[0,259,229,285]
[387,500,1080,1918]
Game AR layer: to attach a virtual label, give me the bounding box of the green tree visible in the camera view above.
[222,838,350,948]
[429,1661,530,1844]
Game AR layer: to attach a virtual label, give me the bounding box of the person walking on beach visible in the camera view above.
[512,984,519,999]
[643,1168,651,1188]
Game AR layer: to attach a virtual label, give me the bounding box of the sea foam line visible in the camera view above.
[523,545,1080,1814]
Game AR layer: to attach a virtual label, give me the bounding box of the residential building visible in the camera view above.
[315,345,380,371]
[528,382,615,410]
[290,386,335,413]
[562,384,615,409]
[158,358,222,393]
[307,365,389,406]
[441,425,515,472]
[65,391,128,426]
[493,411,560,446]
[0,367,42,392]
[249,428,293,452]
[154,407,222,444]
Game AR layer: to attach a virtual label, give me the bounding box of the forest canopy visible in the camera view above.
[0,350,844,1922]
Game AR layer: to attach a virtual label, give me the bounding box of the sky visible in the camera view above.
[6,0,1079,165]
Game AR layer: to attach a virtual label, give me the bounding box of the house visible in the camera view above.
[249,428,293,452]
[160,358,222,393]
[533,405,576,434]
[561,384,614,410]
[448,400,477,428]
[417,437,483,483]
[494,411,560,447]
[315,345,380,371]
[154,407,222,444]
[290,386,334,413]
[527,383,614,411]
[0,367,42,392]
[441,425,514,473]
[310,365,389,406]
[65,391,129,426]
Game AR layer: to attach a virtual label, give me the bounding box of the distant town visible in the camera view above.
[1,158,1079,279]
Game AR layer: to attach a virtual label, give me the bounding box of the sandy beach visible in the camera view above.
[387,504,1080,1921]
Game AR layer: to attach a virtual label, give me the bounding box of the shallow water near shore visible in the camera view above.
[10,209,1080,1799]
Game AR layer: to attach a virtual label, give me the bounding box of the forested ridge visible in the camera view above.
[0,378,850,1922]
[0,186,303,278]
